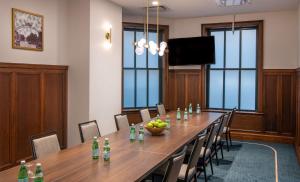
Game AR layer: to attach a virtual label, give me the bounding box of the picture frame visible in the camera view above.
[12,8,44,51]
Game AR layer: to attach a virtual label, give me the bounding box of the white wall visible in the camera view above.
[89,0,122,136]
[63,0,91,147]
[298,3,300,67]
[124,10,299,69]
[170,11,299,69]
[0,0,64,65]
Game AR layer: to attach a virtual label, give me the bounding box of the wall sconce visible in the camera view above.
[104,23,112,49]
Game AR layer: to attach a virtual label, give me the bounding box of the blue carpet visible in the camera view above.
[198,141,300,182]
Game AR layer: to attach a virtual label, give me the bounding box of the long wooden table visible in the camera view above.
[0,111,223,182]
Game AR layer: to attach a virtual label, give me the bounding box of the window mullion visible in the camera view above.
[134,31,137,108]
[238,30,242,110]
[222,30,226,109]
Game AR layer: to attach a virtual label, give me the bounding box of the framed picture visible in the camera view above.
[12,8,44,51]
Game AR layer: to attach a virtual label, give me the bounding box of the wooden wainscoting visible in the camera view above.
[166,68,296,144]
[122,109,158,125]
[0,63,68,171]
[263,69,296,137]
[296,68,300,161]
[168,69,202,110]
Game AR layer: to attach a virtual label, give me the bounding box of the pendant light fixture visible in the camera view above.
[134,0,167,57]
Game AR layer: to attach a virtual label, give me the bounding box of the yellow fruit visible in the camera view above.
[147,123,153,128]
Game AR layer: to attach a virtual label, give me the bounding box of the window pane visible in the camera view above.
[209,70,223,108]
[242,29,256,68]
[148,32,159,68]
[123,70,135,107]
[210,31,224,68]
[241,70,256,110]
[224,70,239,109]
[226,30,240,68]
[149,70,159,107]
[123,31,134,68]
[136,32,147,68]
[136,70,147,107]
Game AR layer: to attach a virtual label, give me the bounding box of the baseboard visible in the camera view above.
[231,130,294,144]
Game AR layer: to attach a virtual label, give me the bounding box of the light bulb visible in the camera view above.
[160,41,167,49]
[159,50,164,56]
[137,38,146,47]
[135,46,144,55]
[149,41,157,55]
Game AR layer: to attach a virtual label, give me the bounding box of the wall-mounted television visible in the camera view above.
[168,36,215,66]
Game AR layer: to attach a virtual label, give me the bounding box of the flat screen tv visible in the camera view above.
[168,36,215,66]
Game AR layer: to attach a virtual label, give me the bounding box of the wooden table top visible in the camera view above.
[0,111,223,182]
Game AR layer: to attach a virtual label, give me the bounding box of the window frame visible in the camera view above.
[122,23,169,110]
[201,21,263,113]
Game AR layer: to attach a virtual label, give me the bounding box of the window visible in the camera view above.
[207,27,258,111]
[123,28,163,109]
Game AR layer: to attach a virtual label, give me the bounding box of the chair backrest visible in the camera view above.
[140,109,151,122]
[157,104,166,115]
[31,131,61,159]
[203,122,219,158]
[215,114,227,140]
[162,146,187,182]
[185,135,206,180]
[114,114,130,131]
[78,120,100,143]
[227,108,237,128]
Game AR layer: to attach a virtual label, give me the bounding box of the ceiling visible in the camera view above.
[110,0,299,18]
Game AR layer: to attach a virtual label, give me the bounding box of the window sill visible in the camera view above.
[202,109,264,116]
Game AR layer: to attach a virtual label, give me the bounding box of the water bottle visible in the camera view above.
[196,104,201,114]
[92,136,99,160]
[166,114,171,129]
[130,124,136,142]
[188,103,193,114]
[18,160,28,182]
[103,138,110,162]
[138,124,144,143]
[176,108,181,120]
[184,108,188,121]
[34,163,43,182]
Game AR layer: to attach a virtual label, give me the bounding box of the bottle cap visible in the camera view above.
[93,136,98,139]
[20,160,26,164]
[105,138,109,141]
[36,163,41,166]
[140,124,143,127]
[131,123,134,126]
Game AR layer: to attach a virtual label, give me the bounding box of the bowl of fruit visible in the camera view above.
[145,119,167,136]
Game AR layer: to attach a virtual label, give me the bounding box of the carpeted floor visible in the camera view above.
[198,141,300,182]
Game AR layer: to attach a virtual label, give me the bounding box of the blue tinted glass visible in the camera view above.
[123,70,135,107]
[241,70,256,110]
[136,32,147,68]
[209,70,223,108]
[136,70,147,107]
[148,32,159,68]
[242,29,256,68]
[123,31,134,68]
[148,70,159,107]
[226,30,240,68]
[210,31,224,68]
[224,71,239,109]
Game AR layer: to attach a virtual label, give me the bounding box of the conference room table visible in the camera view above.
[0,111,223,182]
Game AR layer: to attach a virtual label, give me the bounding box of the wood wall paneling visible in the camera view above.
[167,68,296,143]
[296,68,300,162]
[263,70,296,136]
[15,72,42,162]
[0,63,68,171]
[0,72,13,170]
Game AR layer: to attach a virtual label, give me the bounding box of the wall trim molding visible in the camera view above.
[231,130,294,144]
